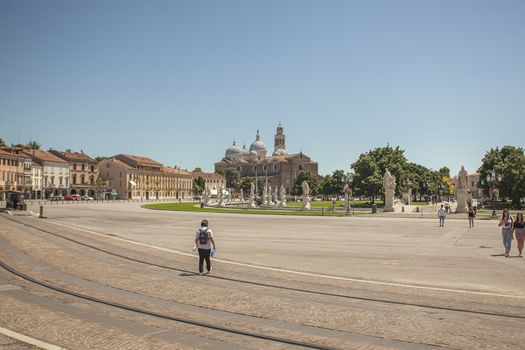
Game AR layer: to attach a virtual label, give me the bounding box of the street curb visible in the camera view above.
[0,326,67,350]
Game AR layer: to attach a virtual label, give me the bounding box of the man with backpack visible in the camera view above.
[195,219,216,275]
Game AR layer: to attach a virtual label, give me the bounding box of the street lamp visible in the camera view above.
[345,173,354,215]
[486,171,501,217]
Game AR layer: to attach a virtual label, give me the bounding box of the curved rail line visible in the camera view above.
[4,216,525,320]
[0,258,339,350]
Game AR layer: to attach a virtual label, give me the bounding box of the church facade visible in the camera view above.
[214,123,319,193]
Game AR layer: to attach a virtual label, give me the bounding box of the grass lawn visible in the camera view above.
[142,202,368,216]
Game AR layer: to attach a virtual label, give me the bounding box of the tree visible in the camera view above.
[351,154,382,203]
[28,141,40,150]
[291,171,319,196]
[318,170,346,198]
[0,138,6,147]
[95,156,106,162]
[478,146,525,208]
[193,176,205,194]
[224,168,241,190]
[355,145,409,196]
[239,177,254,195]
[193,167,202,173]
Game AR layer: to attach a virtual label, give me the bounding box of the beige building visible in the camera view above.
[50,149,108,198]
[98,154,192,200]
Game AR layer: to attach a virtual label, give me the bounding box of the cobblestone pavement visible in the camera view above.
[1,203,524,349]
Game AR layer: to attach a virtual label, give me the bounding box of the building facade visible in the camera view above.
[214,124,319,192]
[50,149,108,198]
[98,154,193,200]
[21,149,70,198]
[0,149,23,200]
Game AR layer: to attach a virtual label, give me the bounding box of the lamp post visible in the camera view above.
[487,170,501,217]
[345,173,354,215]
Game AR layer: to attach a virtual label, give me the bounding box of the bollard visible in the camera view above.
[39,205,47,219]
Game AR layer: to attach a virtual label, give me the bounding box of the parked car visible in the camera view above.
[64,194,81,201]
[50,195,64,201]
[81,195,94,200]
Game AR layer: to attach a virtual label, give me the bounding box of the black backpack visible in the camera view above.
[198,229,209,244]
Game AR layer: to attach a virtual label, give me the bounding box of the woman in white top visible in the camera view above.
[498,209,513,257]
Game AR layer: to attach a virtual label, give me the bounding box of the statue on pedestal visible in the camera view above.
[279,185,287,207]
[240,189,244,202]
[456,166,469,213]
[268,185,273,206]
[383,169,396,212]
[263,184,268,206]
[343,183,350,212]
[249,182,256,208]
[301,180,311,211]
[218,186,226,207]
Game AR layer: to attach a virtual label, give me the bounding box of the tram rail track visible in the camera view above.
[0,257,341,350]
[3,215,525,321]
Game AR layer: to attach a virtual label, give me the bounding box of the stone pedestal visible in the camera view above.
[302,196,311,211]
[343,193,349,212]
[456,188,467,213]
[384,189,395,212]
[248,196,255,208]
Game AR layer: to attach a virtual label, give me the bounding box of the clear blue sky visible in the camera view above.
[1,0,524,176]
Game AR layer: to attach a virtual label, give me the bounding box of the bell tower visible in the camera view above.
[274,122,285,153]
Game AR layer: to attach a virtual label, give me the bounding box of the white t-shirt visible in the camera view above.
[438,208,446,217]
[195,227,214,249]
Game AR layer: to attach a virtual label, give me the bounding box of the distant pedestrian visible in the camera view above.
[194,219,216,275]
[467,206,475,228]
[444,202,449,214]
[512,212,525,258]
[498,209,514,257]
[438,204,446,227]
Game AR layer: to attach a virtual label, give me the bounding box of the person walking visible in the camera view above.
[438,204,446,227]
[467,206,475,228]
[194,219,216,275]
[512,212,525,258]
[498,209,513,257]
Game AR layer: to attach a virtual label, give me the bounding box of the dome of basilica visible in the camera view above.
[249,129,267,156]
[225,141,243,160]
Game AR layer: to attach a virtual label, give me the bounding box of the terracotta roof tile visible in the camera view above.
[51,150,95,163]
[119,154,163,166]
[21,149,68,163]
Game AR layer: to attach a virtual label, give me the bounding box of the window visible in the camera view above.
[73,164,77,171]
[299,165,303,171]
[82,164,85,171]
[91,165,95,172]
[273,164,278,171]
[263,165,267,171]
[236,166,241,172]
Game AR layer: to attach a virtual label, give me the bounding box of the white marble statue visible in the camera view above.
[301,180,311,211]
[203,187,210,206]
[240,189,244,202]
[279,185,287,207]
[456,166,468,213]
[262,184,268,206]
[248,182,255,208]
[343,183,350,212]
[273,186,278,206]
[383,169,396,212]
[218,186,226,207]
